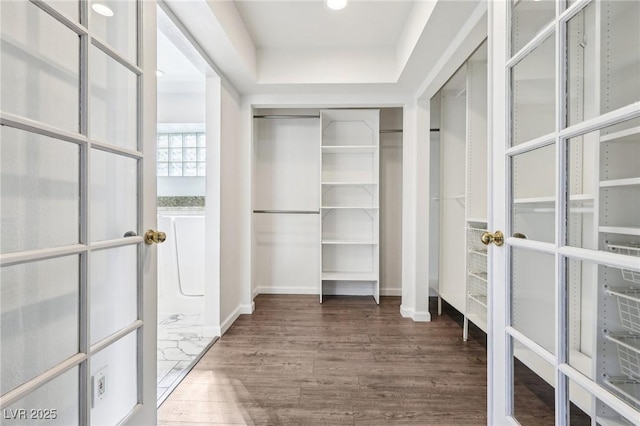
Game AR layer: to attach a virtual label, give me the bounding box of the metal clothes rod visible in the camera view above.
[253,115,320,119]
[379,129,403,133]
[253,210,320,214]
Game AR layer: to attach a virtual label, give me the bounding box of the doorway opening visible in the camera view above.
[155,5,215,405]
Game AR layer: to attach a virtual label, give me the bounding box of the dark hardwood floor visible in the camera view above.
[158,295,488,425]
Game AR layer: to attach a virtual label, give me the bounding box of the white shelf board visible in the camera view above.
[321,206,379,210]
[513,194,594,204]
[600,226,640,236]
[322,240,378,245]
[600,177,640,188]
[468,293,488,308]
[466,218,488,224]
[321,182,377,186]
[469,249,488,257]
[322,272,377,281]
[600,126,640,143]
[322,145,377,154]
[468,271,488,282]
[596,416,631,426]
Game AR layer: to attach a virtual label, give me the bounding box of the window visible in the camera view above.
[157,132,206,176]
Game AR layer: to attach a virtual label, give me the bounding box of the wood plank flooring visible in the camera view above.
[158,295,488,425]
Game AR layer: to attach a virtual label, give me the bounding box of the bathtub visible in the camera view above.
[157,213,205,316]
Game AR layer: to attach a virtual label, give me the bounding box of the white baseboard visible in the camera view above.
[252,287,259,299]
[256,286,317,295]
[400,305,432,322]
[220,302,255,336]
[380,287,401,296]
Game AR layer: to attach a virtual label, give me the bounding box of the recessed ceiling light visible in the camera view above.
[327,0,347,11]
[92,3,114,17]
[156,70,164,77]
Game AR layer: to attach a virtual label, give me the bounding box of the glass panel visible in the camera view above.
[567,1,640,125]
[169,162,182,177]
[1,127,79,254]
[566,258,596,376]
[511,0,556,55]
[157,148,168,162]
[3,367,79,425]
[184,148,196,162]
[197,133,206,147]
[197,147,206,162]
[512,338,555,425]
[512,144,556,243]
[90,332,138,425]
[158,134,168,147]
[90,246,137,344]
[43,0,79,22]
[601,1,640,115]
[511,247,556,354]
[169,148,182,162]
[595,399,636,425]
[183,134,196,147]
[90,46,137,149]
[183,162,197,176]
[566,1,596,127]
[90,149,137,242]
[197,163,206,177]
[157,162,168,177]
[0,1,79,132]
[511,34,555,146]
[0,256,79,395]
[566,376,593,425]
[567,118,640,250]
[90,0,137,64]
[169,134,182,148]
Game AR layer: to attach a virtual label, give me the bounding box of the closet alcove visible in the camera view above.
[251,107,403,303]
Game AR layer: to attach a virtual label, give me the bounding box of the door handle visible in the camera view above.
[481,230,504,247]
[144,229,167,245]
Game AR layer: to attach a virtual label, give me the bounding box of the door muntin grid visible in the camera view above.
[0,1,146,423]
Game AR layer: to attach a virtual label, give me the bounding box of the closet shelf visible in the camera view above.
[600,226,640,237]
[513,194,594,204]
[321,206,379,210]
[601,178,640,188]
[322,145,377,153]
[322,182,377,186]
[469,249,488,257]
[468,293,488,308]
[322,240,378,245]
[603,376,640,408]
[466,312,488,333]
[600,126,640,143]
[605,333,640,381]
[606,287,640,333]
[322,271,377,281]
[595,416,633,426]
[468,271,488,282]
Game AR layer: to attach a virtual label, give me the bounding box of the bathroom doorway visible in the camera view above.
[155,5,215,404]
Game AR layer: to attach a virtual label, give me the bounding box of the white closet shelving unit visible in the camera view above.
[320,109,380,303]
[434,41,488,339]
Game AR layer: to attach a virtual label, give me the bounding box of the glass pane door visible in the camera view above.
[490,0,640,424]
[0,1,153,424]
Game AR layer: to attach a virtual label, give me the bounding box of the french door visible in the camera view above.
[0,1,157,424]
[489,0,640,424]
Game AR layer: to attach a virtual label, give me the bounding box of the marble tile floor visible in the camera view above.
[157,313,216,404]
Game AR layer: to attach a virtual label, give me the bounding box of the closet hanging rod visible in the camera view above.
[253,114,320,119]
[380,129,403,134]
[253,209,320,215]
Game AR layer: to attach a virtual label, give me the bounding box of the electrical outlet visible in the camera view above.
[92,367,108,407]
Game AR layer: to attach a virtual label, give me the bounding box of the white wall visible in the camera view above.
[219,86,253,332]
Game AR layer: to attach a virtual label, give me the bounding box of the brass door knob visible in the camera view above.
[144,229,167,245]
[481,230,504,247]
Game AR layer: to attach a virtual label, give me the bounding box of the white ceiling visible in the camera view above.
[161,0,486,97]
[234,1,415,50]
